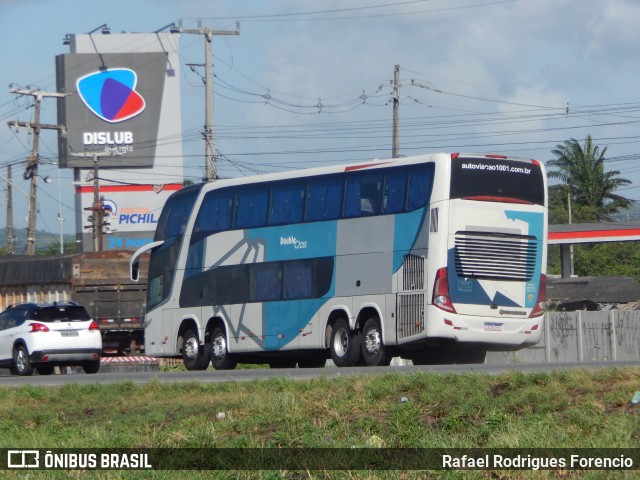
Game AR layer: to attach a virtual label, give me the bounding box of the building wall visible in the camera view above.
[486,310,640,364]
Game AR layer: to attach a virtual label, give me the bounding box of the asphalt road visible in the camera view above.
[0,361,637,387]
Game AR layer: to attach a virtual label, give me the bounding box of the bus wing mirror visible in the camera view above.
[130,240,165,282]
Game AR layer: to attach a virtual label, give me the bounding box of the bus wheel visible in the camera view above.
[182,329,210,371]
[361,317,391,367]
[330,318,361,367]
[210,326,237,370]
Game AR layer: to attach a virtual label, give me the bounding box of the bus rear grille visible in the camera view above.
[402,254,424,290]
[398,293,424,339]
[454,231,537,281]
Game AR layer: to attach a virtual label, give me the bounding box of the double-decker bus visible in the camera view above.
[130,152,547,369]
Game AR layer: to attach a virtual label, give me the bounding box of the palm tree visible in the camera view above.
[547,135,632,222]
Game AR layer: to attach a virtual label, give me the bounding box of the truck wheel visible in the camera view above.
[182,329,210,371]
[360,317,391,367]
[330,317,361,367]
[210,326,237,370]
[13,345,34,376]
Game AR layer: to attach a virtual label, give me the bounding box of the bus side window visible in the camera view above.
[270,182,305,225]
[194,190,233,236]
[284,260,313,299]
[252,263,282,302]
[383,170,407,213]
[306,177,343,222]
[407,166,434,210]
[235,187,269,229]
[345,173,382,218]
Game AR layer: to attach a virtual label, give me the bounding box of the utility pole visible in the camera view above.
[177,20,240,181]
[92,157,102,252]
[7,87,66,255]
[6,165,14,254]
[77,153,104,252]
[392,64,400,159]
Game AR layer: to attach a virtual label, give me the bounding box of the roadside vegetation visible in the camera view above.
[0,367,638,479]
[546,135,640,280]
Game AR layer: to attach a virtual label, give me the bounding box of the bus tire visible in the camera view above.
[182,329,210,371]
[330,317,361,367]
[360,316,391,367]
[210,326,237,370]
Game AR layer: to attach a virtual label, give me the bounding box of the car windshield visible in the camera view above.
[31,306,91,322]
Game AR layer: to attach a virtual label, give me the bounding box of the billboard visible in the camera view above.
[56,32,185,252]
[56,52,167,168]
[76,183,182,251]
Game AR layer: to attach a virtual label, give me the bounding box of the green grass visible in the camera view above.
[0,368,638,479]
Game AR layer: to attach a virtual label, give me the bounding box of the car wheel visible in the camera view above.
[182,329,210,371]
[36,365,55,375]
[82,360,101,374]
[13,345,34,376]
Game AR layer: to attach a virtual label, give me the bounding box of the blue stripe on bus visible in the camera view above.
[505,210,544,309]
[246,221,338,261]
[247,222,338,349]
[392,208,426,273]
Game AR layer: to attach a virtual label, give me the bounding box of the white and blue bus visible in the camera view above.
[131,153,547,369]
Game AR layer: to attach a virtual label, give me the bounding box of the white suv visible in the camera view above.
[0,302,102,376]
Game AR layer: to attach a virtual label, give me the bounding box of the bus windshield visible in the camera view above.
[450,157,545,206]
[154,185,202,242]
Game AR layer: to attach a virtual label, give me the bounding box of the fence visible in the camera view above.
[486,311,640,364]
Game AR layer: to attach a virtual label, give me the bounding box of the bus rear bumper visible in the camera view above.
[425,306,544,347]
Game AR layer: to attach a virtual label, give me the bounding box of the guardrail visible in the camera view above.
[486,311,640,364]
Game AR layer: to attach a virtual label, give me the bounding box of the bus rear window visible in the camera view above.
[450,157,545,206]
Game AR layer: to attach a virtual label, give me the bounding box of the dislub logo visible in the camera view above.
[76,68,145,123]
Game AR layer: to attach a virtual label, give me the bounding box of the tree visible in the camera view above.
[547,135,632,223]
[43,241,78,255]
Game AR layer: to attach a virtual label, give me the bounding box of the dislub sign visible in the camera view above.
[56,52,166,168]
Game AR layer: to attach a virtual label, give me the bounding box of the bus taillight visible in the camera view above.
[529,273,546,317]
[432,267,456,313]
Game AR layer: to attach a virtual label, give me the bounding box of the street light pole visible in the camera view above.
[57,166,64,254]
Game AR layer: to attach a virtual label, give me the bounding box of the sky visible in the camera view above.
[1,0,640,240]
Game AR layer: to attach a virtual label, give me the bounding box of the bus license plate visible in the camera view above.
[61,331,79,337]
